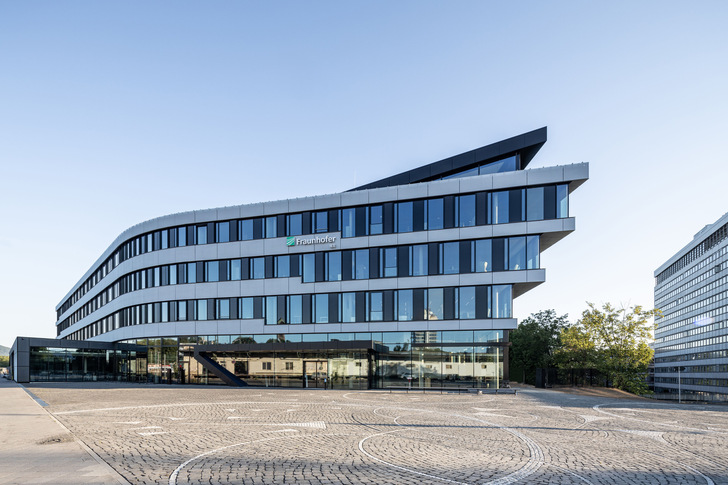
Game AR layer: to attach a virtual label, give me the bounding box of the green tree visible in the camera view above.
[557,303,659,394]
[553,325,598,384]
[510,310,569,384]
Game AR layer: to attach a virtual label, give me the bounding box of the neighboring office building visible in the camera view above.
[11,127,588,389]
[653,212,728,402]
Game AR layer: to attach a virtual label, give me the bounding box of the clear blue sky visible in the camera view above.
[1,1,727,346]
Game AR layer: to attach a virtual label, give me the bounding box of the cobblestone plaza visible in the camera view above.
[23,384,728,485]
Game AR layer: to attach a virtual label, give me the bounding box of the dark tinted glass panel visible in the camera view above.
[355,249,369,279]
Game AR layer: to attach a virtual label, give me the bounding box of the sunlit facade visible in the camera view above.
[653,212,728,402]
[12,127,588,388]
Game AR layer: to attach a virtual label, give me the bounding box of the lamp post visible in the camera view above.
[678,366,687,404]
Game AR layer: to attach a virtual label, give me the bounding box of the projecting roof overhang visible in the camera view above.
[349,127,547,191]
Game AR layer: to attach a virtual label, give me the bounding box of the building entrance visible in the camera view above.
[304,360,328,388]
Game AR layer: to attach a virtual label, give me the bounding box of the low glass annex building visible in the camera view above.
[11,127,588,389]
[653,212,728,402]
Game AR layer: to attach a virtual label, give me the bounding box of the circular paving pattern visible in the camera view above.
[25,384,728,485]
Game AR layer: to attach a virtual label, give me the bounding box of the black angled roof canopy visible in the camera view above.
[349,126,547,191]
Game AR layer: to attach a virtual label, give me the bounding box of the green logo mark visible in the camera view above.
[286,237,296,246]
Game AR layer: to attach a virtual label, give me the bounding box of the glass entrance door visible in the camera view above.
[304,361,328,388]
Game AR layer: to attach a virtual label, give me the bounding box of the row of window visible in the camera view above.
[653,333,728,352]
[655,289,728,327]
[654,318,728,346]
[654,303,728,336]
[58,184,568,317]
[656,272,728,313]
[60,285,513,340]
[124,330,506,347]
[56,236,538,332]
[656,222,728,284]
[654,364,728,373]
[655,259,728,304]
[654,377,728,388]
[656,245,728,295]
[654,349,728,364]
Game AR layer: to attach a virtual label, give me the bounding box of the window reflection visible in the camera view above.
[458,195,476,227]
[287,214,302,236]
[427,288,444,320]
[492,192,509,224]
[265,217,277,238]
[342,293,356,322]
[492,285,511,318]
[342,208,355,238]
[354,249,369,280]
[411,245,427,276]
[440,242,459,274]
[427,198,444,230]
[370,206,383,235]
[398,289,413,321]
[397,202,413,233]
[314,211,328,233]
[369,292,383,321]
[526,187,544,221]
[475,239,492,272]
[458,287,475,319]
[383,248,397,277]
[314,294,329,323]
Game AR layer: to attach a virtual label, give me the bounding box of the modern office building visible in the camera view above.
[653,212,728,402]
[11,127,588,388]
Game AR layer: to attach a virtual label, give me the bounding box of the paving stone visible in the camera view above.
[20,383,728,485]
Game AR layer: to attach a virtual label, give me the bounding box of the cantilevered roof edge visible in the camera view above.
[348,127,547,191]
